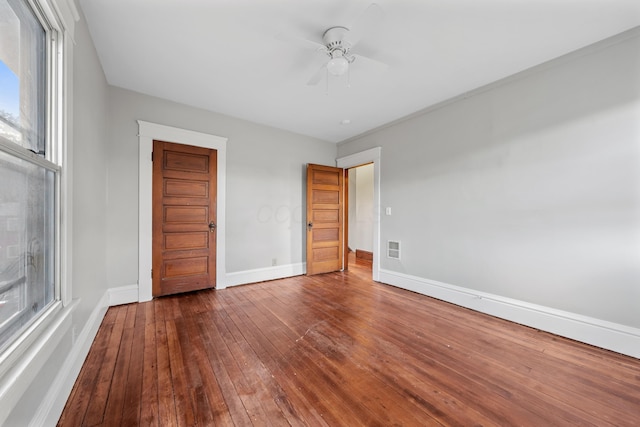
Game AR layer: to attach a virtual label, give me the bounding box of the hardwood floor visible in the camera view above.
[58,261,640,426]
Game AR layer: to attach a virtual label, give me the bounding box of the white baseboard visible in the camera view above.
[30,292,109,426]
[107,284,139,306]
[31,283,139,426]
[378,269,640,359]
[225,263,306,288]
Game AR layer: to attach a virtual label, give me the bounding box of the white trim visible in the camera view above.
[0,301,70,426]
[337,147,382,282]
[46,0,80,40]
[30,293,108,427]
[60,31,73,308]
[378,269,640,359]
[107,285,139,306]
[137,121,228,301]
[0,303,60,380]
[28,280,165,426]
[0,140,61,170]
[226,263,306,288]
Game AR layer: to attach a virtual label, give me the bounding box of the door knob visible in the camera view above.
[209,221,217,232]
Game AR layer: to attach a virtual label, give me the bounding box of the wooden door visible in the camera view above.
[152,140,217,296]
[306,164,344,275]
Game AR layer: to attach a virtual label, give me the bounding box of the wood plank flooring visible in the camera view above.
[58,260,640,426]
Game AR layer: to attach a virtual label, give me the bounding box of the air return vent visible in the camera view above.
[387,241,401,259]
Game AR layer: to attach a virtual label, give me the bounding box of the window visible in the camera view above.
[0,0,59,354]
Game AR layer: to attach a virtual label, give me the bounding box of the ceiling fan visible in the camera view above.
[278,3,388,86]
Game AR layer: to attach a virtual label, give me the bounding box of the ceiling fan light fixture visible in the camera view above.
[327,52,349,76]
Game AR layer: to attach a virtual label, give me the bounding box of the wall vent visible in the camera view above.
[387,240,401,259]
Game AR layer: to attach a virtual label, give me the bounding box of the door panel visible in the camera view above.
[153,140,217,296]
[164,206,209,223]
[306,164,344,275]
[164,179,208,197]
[164,233,208,250]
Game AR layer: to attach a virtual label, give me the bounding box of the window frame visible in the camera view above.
[0,0,70,375]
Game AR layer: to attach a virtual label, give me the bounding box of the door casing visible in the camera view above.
[138,121,228,302]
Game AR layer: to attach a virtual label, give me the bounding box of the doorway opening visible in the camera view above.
[337,147,381,281]
[304,148,381,280]
[346,163,374,274]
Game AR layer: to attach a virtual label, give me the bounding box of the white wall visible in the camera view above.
[348,164,374,252]
[106,88,336,288]
[338,29,640,354]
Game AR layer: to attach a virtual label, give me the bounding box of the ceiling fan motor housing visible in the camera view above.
[323,26,352,56]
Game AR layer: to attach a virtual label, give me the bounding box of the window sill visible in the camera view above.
[0,299,78,425]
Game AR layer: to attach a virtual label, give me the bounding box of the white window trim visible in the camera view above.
[0,0,76,422]
[137,121,228,301]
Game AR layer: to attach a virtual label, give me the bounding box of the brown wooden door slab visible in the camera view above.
[306,164,344,275]
[152,140,217,296]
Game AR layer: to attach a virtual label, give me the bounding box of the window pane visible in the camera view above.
[0,150,54,351]
[0,0,46,154]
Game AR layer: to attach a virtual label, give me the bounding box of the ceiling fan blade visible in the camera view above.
[344,3,383,48]
[352,53,388,70]
[275,32,325,51]
[350,53,389,76]
[307,63,327,86]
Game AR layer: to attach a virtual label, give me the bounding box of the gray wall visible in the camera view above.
[106,88,336,287]
[338,31,640,329]
[71,6,110,322]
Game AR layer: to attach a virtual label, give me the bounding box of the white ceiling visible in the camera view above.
[79,0,640,143]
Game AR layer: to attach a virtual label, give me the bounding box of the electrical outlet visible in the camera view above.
[272,258,277,266]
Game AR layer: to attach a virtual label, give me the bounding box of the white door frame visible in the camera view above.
[337,147,381,281]
[137,121,228,301]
